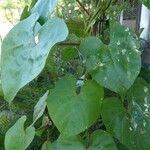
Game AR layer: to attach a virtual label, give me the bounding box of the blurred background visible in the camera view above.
[0,0,30,39]
[0,0,149,39]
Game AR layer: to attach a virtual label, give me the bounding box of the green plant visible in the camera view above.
[1,0,150,150]
[141,0,150,9]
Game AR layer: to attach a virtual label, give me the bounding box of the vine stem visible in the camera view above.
[76,0,90,15]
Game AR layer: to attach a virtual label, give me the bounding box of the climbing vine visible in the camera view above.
[1,0,150,150]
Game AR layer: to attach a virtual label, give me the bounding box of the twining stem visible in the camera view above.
[76,0,90,15]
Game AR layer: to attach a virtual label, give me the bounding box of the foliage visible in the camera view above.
[141,0,150,9]
[0,0,150,150]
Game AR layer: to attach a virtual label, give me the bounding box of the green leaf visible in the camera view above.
[57,136,84,150]
[127,77,150,150]
[47,75,104,137]
[42,136,84,150]
[80,36,102,57]
[127,77,150,103]
[20,6,30,20]
[140,0,150,9]
[140,67,150,82]
[66,20,86,37]
[42,131,117,150]
[102,91,150,150]
[1,14,68,103]
[80,23,141,94]
[5,116,35,150]
[61,47,78,62]
[41,141,52,150]
[33,91,49,124]
[31,0,57,22]
[88,130,117,150]
[101,97,133,149]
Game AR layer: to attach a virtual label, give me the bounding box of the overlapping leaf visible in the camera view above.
[101,97,133,149]
[31,0,57,22]
[42,130,117,150]
[47,75,104,137]
[88,130,117,150]
[102,78,150,150]
[127,78,150,150]
[1,14,68,103]
[5,116,35,150]
[80,23,141,94]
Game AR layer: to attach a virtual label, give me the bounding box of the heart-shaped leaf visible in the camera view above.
[88,130,117,150]
[80,23,141,94]
[1,13,68,103]
[47,75,104,137]
[42,130,117,150]
[5,116,35,150]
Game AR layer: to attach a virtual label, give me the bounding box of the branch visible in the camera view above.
[76,0,90,15]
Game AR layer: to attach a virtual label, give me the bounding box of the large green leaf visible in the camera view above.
[127,77,150,150]
[5,116,35,150]
[1,14,68,103]
[88,130,117,150]
[31,0,57,22]
[101,97,133,149]
[140,67,150,82]
[47,75,104,137]
[80,23,141,94]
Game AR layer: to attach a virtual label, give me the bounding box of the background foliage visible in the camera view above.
[0,0,150,149]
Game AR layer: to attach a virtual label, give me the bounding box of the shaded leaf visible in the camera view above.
[42,136,84,150]
[88,130,117,150]
[140,67,150,82]
[41,141,52,150]
[61,47,78,62]
[101,97,133,149]
[127,77,150,150]
[57,136,84,150]
[5,116,35,150]
[20,6,30,21]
